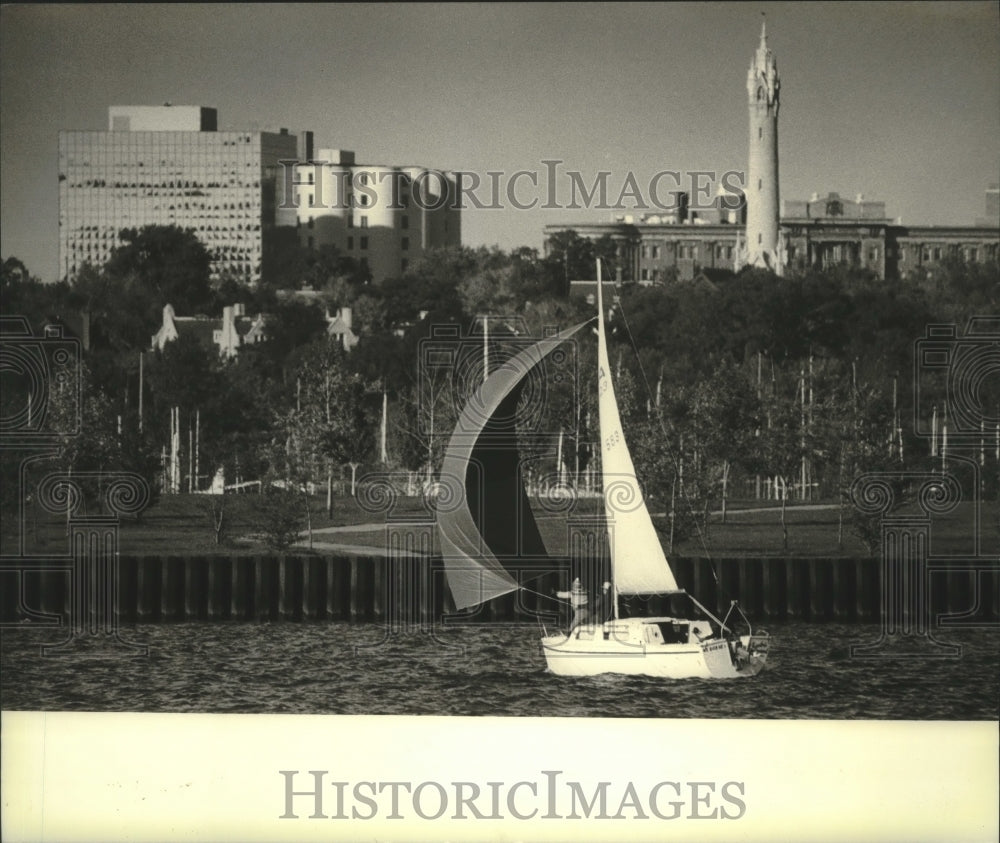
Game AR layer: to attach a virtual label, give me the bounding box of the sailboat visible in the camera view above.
[437,262,769,679]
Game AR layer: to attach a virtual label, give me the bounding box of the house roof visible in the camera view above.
[172,316,219,347]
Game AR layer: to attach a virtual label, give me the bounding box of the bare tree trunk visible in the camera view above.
[668,478,676,554]
[837,447,845,551]
[780,489,788,552]
[721,460,730,524]
[212,496,226,545]
[306,495,313,550]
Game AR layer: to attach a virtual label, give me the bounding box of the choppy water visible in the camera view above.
[2,622,998,719]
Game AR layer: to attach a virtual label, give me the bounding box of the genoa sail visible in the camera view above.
[437,321,590,611]
[595,265,680,595]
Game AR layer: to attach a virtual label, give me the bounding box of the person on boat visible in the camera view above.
[593,581,613,624]
[556,577,589,633]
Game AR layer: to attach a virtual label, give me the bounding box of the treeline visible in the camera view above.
[2,225,997,553]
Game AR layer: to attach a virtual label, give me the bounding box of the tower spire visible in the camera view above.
[737,18,784,276]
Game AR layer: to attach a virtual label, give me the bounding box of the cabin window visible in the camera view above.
[655,622,689,644]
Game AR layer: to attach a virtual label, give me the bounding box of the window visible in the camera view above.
[641,268,649,281]
[758,127,762,139]
[360,216,368,228]
[869,248,879,262]
[347,236,353,250]
[360,236,368,250]
[652,245,660,259]
[933,247,941,260]
[360,195,369,207]
[758,179,762,190]
[401,258,408,273]
[307,216,313,229]
[758,233,762,244]
[401,214,409,230]
[642,246,649,259]
[348,215,354,229]
[970,248,978,261]
[401,237,409,251]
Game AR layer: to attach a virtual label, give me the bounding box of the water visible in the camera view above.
[2,622,998,719]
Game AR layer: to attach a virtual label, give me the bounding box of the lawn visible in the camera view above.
[6,491,984,560]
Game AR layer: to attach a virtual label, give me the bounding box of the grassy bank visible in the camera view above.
[7,492,993,560]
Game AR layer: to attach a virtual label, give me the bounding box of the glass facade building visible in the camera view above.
[58,108,300,284]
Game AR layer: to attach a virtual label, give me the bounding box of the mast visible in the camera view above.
[597,260,621,620]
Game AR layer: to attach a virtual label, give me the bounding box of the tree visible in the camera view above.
[104,225,214,321]
[688,362,762,523]
[254,486,309,552]
[542,231,625,295]
[43,357,159,517]
[271,339,373,526]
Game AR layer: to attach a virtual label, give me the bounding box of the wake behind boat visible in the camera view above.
[437,261,769,679]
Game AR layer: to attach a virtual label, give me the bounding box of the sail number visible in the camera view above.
[604,429,621,451]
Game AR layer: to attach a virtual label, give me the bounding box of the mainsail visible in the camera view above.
[596,265,680,594]
[438,321,589,611]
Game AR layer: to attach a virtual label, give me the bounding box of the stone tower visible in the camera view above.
[738,20,783,274]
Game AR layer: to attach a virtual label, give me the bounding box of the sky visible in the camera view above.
[1,2,997,282]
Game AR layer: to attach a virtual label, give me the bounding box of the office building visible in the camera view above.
[293,150,461,284]
[59,105,305,284]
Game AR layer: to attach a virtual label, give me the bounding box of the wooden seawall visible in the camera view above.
[3,554,997,624]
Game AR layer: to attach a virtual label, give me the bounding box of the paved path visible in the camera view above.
[707,503,839,516]
[307,523,389,535]
[295,539,428,557]
[292,502,840,553]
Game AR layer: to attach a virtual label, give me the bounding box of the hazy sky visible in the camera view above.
[2,2,997,281]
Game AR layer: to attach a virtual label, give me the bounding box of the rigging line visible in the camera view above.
[519,584,568,604]
[609,279,722,587]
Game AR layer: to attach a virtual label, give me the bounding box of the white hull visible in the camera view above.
[541,617,768,679]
